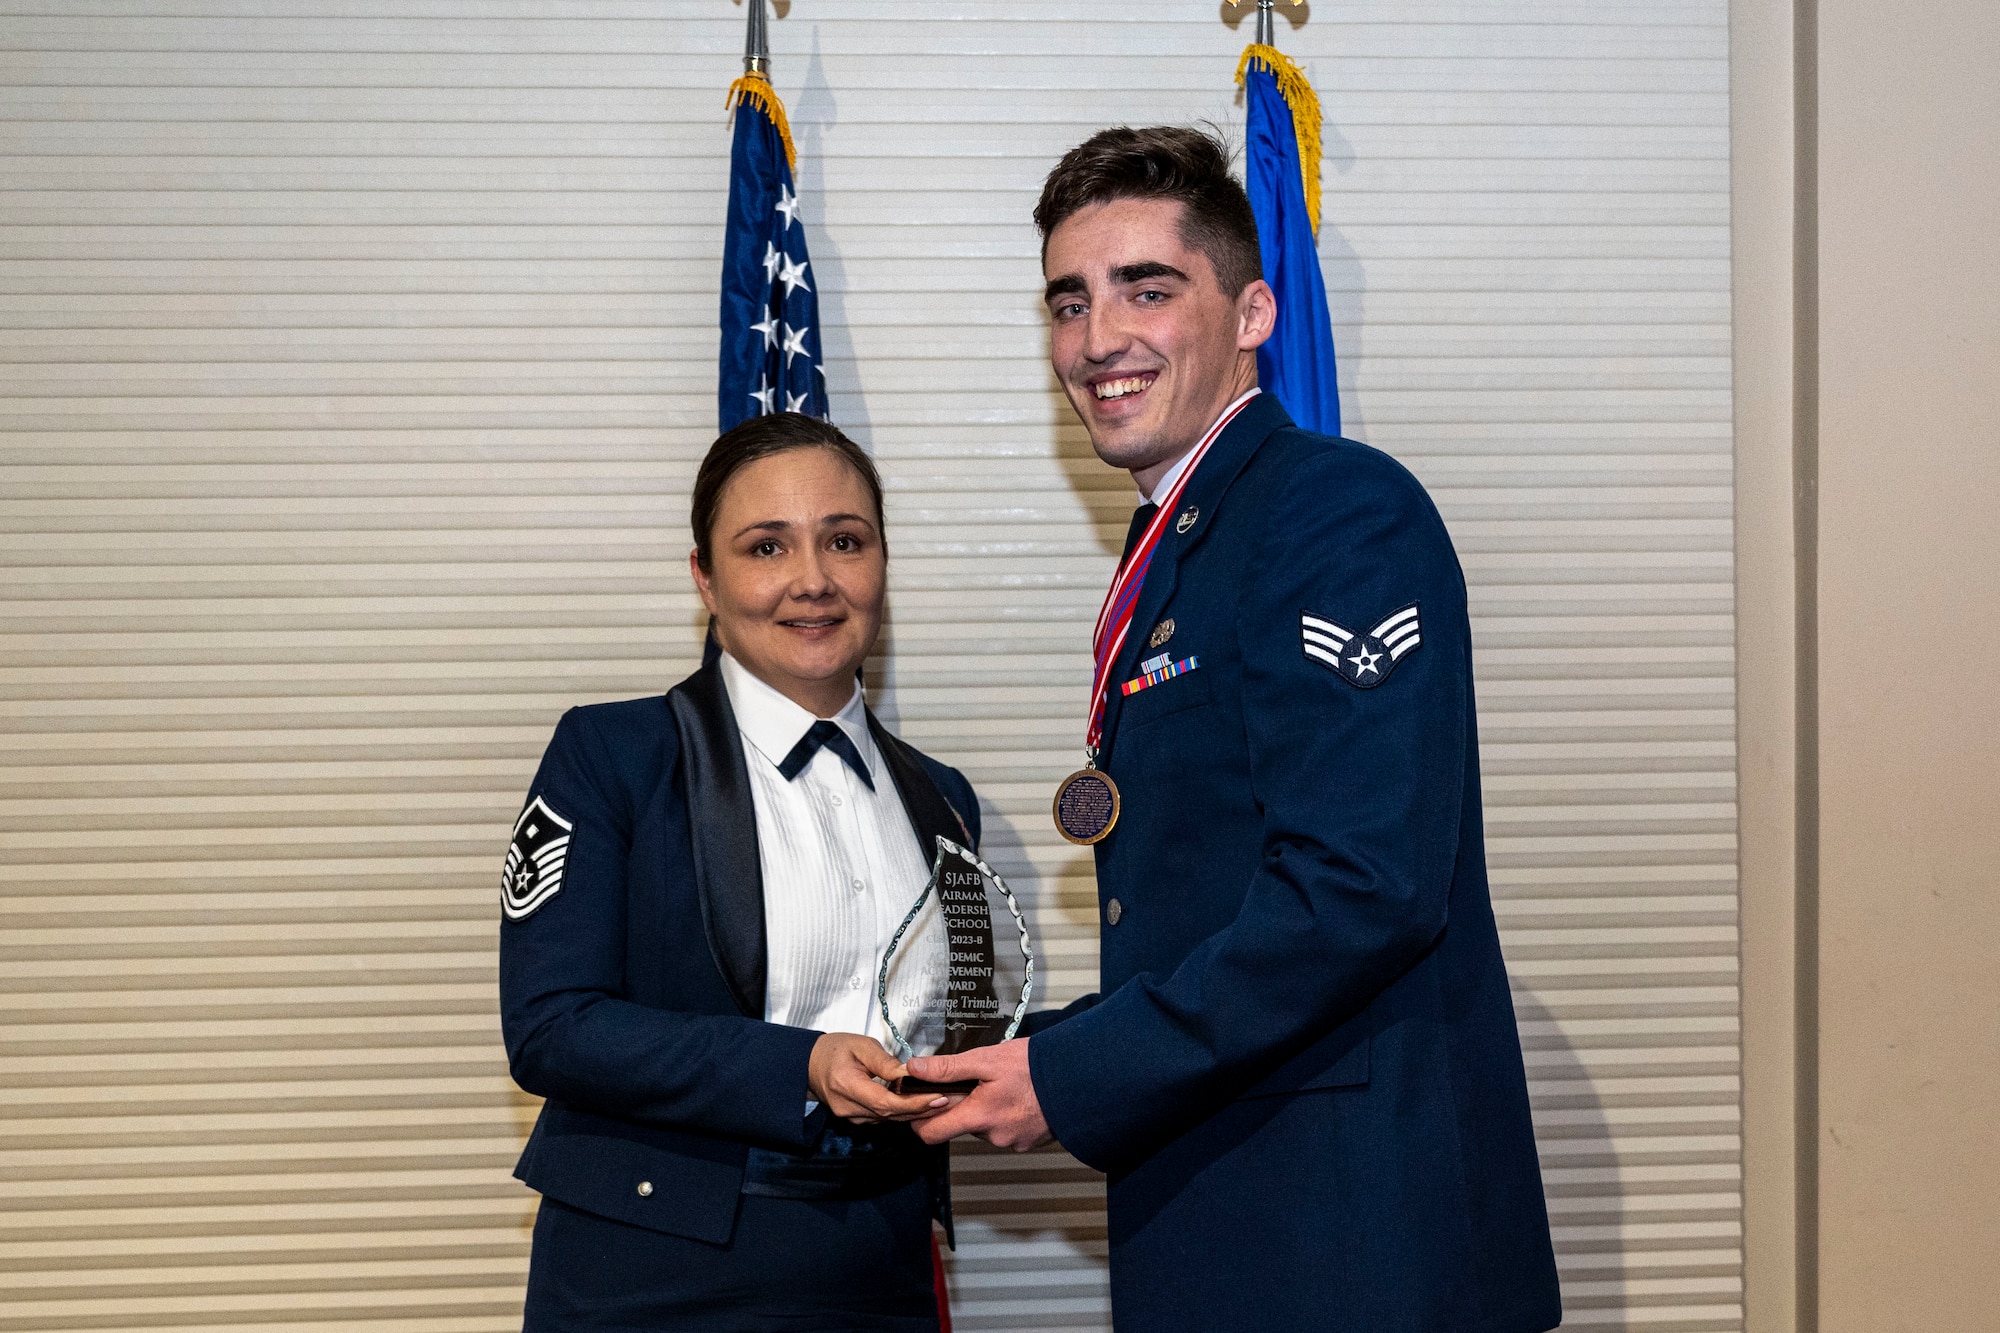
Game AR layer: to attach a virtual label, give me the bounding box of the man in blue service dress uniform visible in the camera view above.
[912,127,1563,1333]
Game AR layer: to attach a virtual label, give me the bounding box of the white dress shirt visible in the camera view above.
[717,652,946,1054]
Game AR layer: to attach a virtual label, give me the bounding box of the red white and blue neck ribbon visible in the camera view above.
[1086,388,1260,752]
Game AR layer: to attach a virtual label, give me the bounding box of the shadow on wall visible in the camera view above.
[1040,350,1141,939]
[1510,987,1624,1329]
[940,336,1114,1317]
[794,27,859,441]
[785,27,915,732]
[934,989,1619,1333]
[1311,116,1366,442]
[942,1137,1112,1330]
[1045,343,1130,568]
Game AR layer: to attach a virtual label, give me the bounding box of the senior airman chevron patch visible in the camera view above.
[502,795,573,920]
[1301,603,1422,689]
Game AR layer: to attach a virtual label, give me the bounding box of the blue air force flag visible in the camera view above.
[719,74,826,432]
[1240,46,1342,436]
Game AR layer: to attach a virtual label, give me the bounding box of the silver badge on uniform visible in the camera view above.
[1300,603,1422,689]
[502,795,573,919]
[1175,506,1199,534]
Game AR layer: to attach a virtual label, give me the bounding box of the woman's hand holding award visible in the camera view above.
[877,838,1034,1094]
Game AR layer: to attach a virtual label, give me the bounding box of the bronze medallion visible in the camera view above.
[1053,767,1120,845]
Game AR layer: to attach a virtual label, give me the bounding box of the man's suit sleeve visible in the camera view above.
[499,708,823,1152]
[1028,447,1470,1172]
[1019,991,1099,1038]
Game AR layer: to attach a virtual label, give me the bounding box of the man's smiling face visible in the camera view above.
[1042,196,1274,493]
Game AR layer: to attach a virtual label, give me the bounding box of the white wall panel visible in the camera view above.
[0,2,1734,1329]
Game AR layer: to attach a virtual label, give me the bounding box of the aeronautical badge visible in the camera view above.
[502,795,573,920]
[1300,603,1422,689]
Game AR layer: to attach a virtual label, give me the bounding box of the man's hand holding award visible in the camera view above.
[871,837,1049,1150]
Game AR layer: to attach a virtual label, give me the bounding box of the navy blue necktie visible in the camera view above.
[777,719,874,790]
[1121,502,1160,565]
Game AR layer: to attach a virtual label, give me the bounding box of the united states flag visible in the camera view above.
[718,73,826,431]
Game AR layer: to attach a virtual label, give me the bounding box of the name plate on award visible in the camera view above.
[877,837,1034,1094]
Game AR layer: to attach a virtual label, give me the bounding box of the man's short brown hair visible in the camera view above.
[1034,125,1264,296]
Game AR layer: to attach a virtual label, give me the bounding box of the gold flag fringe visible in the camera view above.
[1235,43,1323,236]
[726,71,797,171]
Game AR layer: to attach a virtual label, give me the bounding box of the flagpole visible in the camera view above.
[1233,0,1300,49]
[743,0,769,75]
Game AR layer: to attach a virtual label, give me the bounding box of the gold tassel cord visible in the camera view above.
[726,71,797,171]
[1235,43,1323,237]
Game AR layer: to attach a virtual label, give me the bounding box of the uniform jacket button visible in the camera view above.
[1106,898,1123,926]
[636,1181,653,1197]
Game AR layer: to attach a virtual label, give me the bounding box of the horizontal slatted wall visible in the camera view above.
[0,2,1736,1330]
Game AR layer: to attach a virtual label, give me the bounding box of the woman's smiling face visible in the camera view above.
[690,445,886,717]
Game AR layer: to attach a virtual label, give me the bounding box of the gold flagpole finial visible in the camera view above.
[1227,0,1302,48]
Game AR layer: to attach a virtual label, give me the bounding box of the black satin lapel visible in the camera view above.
[869,714,969,866]
[667,659,766,1018]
